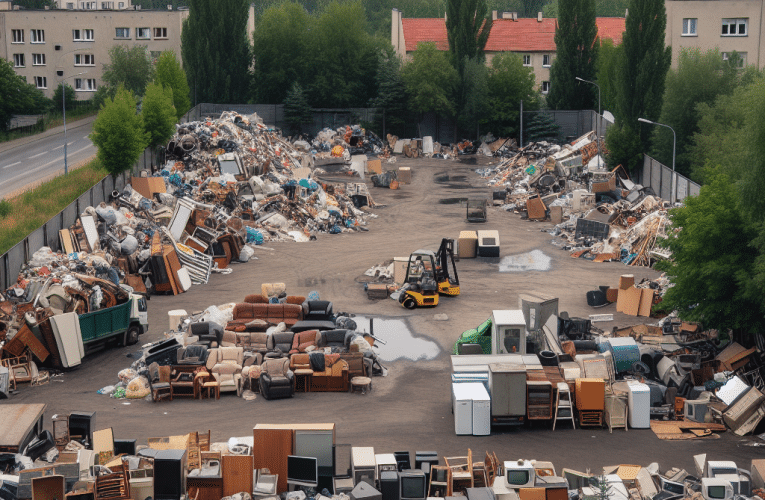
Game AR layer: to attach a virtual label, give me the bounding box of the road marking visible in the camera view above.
[28,152,47,159]
[52,145,64,151]
[70,144,93,155]
[0,158,61,187]
[2,161,21,170]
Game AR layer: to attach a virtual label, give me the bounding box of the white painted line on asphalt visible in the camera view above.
[0,157,60,187]
[52,145,64,151]
[2,162,21,170]
[70,144,93,155]
[28,152,47,159]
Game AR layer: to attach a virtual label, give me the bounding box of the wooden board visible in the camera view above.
[222,455,253,497]
[650,420,725,440]
[94,428,115,465]
[253,429,292,493]
[637,289,654,317]
[59,229,74,254]
[0,404,46,450]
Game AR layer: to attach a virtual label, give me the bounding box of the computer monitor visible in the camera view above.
[288,455,319,488]
[399,470,426,500]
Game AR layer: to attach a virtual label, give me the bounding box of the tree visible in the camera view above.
[608,0,671,173]
[181,0,251,104]
[251,2,313,104]
[485,52,539,137]
[53,83,76,112]
[308,0,380,108]
[546,0,598,110]
[283,82,313,135]
[655,169,764,342]
[458,57,490,136]
[370,48,411,137]
[446,0,493,73]
[102,45,155,97]
[0,58,50,131]
[142,81,176,149]
[155,51,190,120]
[90,87,148,176]
[525,112,561,142]
[10,0,55,7]
[401,42,459,117]
[595,39,622,115]
[649,49,739,180]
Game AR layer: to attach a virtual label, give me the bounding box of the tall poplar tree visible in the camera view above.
[546,0,598,110]
[181,0,250,104]
[446,0,493,74]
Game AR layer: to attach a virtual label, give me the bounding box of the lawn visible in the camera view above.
[0,158,108,254]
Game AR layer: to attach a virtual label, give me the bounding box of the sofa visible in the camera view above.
[317,329,352,350]
[235,331,270,354]
[310,356,349,392]
[227,303,303,330]
[290,330,322,354]
[259,358,295,400]
[244,294,306,305]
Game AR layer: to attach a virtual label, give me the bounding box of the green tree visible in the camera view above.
[655,169,764,341]
[283,82,313,135]
[10,0,55,7]
[608,0,671,173]
[52,83,76,112]
[525,112,561,142]
[485,52,539,137]
[446,0,493,72]
[181,0,251,104]
[370,47,411,137]
[546,0,598,110]
[102,45,155,97]
[308,0,379,107]
[142,82,176,149]
[401,42,459,117]
[595,39,622,115]
[543,0,627,17]
[458,57,490,137]
[90,87,148,176]
[366,0,446,37]
[155,51,190,120]
[0,58,50,130]
[251,2,313,104]
[649,49,739,180]
[92,85,116,111]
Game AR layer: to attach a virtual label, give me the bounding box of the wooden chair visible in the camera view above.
[428,465,452,497]
[444,449,473,495]
[148,363,172,402]
[471,448,487,487]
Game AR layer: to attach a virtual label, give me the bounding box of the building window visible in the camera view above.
[137,27,150,39]
[31,29,45,43]
[32,53,46,66]
[153,27,168,39]
[682,18,697,36]
[13,54,25,67]
[118,1,125,7]
[66,2,74,8]
[115,27,130,38]
[73,29,94,41]
[722,18,748,36]
[101,1,114,8]
[12,29,24,44]
[75,78,97,91]
[723,52,747,68]
[34,76,47,89]
[523,54,531,66]
[542,54,551,67]
[75,53,95,66]
[80,1,96,8]
[542,81,550,94]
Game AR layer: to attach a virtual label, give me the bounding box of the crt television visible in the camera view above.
[504,460,535,489]
[399,470,426,500]
[288,455,318,488]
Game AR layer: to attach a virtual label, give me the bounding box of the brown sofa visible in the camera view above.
[226,303,303,330]
[244,294,306,305]
[311,356,349,392]
[290,330,322,354]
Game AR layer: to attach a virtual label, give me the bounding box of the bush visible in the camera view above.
[0,200,10,218]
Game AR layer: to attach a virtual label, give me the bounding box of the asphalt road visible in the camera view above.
[9,155,763,476]
[0,118,96,199]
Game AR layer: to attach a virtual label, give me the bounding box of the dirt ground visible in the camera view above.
[11,155,762,474]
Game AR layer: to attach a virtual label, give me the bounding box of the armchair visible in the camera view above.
[290,353,314,392]
[190,322,224,347]
[176,345,209,366]
[148,362,172,401]
[302,301,333,321]
[258,358,295,400]
[317,329,350,350]
[267,331,295,357]
[290,330,322,354]
[208,346,244,396]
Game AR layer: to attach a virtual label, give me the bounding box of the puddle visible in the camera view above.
[434,174,450,183]
[459,157,478,165]
[439,197,468,205]
[499,250,552,272]
[353,316,440,362]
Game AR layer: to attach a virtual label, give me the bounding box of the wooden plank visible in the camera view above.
[637,289,654,317]
[59,229,74,255]
[253,428,292,493]
[222,455,253,497]
[0,404,46,449]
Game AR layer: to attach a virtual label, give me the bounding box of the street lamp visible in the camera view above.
[575,76,601,170]
[57,71,90,175]
[638,117,676,204]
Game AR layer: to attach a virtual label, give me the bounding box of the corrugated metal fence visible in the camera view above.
[0,149,150,290]
[640,155,701,203]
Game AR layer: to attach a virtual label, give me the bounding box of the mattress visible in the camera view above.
[49,312,83,368]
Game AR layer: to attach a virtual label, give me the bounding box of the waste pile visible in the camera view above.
[0,112,381,397]
[475,131,672,267]
[96,285,386,402]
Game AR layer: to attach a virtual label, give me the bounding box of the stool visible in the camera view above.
[203,381,220,400]
[350,376,372,394]
[553,382,576,430]
[294,369,313,393]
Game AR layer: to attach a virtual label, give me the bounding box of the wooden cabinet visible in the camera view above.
[222,455,254,497]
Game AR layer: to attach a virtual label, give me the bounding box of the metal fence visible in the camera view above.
[0,148,150,290]
[522,109,614,142]
[640,155,701,202]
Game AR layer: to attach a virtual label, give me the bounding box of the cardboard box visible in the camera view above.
[397,167,411,183]
[458,231,478,258]
[131,177,166,201]
[367,159,382,174]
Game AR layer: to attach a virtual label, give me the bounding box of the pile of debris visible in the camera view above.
[476,131,672,267]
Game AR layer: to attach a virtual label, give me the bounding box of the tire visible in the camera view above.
[403,297,417,310]
[124,325,140,346]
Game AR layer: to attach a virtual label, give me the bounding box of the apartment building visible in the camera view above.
[0,0,188,99]
[391,9,626,93]
[665,0,765,69]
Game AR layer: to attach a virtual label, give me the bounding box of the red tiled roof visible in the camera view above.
[402,16,625,53]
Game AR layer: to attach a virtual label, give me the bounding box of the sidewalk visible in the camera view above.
[0,114,97,155]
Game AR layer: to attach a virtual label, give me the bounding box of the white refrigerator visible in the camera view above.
[452,382,476,435]
[472,383,491,436]
[627,381,651,428]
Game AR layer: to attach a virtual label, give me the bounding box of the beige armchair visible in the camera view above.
[208,346,243,396]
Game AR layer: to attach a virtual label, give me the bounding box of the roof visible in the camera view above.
[402,16,625,53]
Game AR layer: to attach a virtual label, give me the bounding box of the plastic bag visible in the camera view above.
[112,387,126,399]
[239,246,255,262]
[97,385,115,394]
[89,285,103,311]
[29,247,57,267]
[118,368,137,383]
[125,376,150,399]
[245,227,264,245]
[120,235,138,255]
[200,304,235,325]
[95,205,118,225]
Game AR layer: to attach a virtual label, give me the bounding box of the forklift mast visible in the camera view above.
[436,238,459,286]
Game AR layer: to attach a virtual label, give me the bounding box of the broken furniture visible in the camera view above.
[170,365,199,398]
[604,392,628,433]
[267,332,296,357]
[445,450,474,495]
[311,356,350,392]
[32,475,66,500]
[290,330,322,354]
[576,378,605,427]
[148,363,173,402]
[318,329,350,350]
[259,358,295,400]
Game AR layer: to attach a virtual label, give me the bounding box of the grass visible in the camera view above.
[0,158,108,255]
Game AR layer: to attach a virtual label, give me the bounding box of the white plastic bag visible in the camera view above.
[238,246,255,262]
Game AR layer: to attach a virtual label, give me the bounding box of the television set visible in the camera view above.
[399,470,426,500]
[288,455,319,488]
[503,460,535,489]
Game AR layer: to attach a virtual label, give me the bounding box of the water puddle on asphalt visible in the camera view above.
[499,249,552,272]
[353,316,440,362]
[439,197,468,204]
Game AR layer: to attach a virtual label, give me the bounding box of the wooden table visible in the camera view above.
[351,376,372,394]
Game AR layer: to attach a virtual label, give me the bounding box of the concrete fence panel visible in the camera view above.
[77,192,91,213]
[28,227,44,256]
[45,212,63,253]
[6,242,26,289]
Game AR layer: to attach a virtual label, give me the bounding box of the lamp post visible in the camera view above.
[638,117,676,204]
[575,76,601,170]
[57,71,90,175]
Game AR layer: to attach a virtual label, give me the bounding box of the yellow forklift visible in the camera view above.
[398,250,440,309]
[435,238,460,296]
